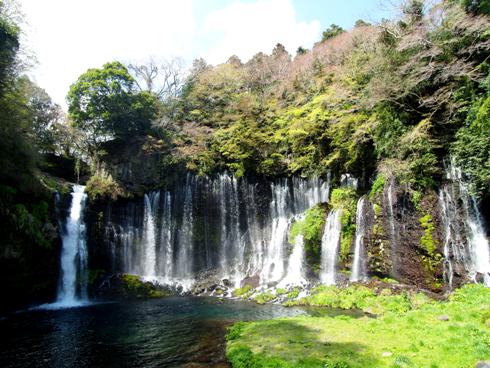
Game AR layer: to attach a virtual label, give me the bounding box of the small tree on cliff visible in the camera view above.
[67,61,158,163]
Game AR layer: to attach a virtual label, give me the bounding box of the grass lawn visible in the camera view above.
[226,285,490,368]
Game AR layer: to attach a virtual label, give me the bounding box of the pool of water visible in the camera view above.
[0,297,310,368]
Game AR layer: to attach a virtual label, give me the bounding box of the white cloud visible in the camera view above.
[202,0,321,64]
[20,0,195,108]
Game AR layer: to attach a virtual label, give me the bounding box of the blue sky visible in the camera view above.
[20,0,395,107]
[293,0,393,28]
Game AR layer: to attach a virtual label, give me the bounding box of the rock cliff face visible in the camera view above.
[364,183,444,291]
[101,137,175,195]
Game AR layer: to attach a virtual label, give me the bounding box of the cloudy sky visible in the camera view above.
[19,0,391,108]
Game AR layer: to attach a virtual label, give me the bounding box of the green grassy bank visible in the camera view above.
[226,284,490,368]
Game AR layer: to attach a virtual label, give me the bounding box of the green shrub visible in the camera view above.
[287,288,300,300]
[233,284,253,298]
[253,291,276,304]
[86,169,124,200]
[276,288,287,296]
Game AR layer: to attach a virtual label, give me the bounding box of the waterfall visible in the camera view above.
[320,209,342,285]
[385,179,399,276]
[439,160,490,287]
[159,191,173,283]
[214,173,244,285]
[38,185,89,309]
[142,192,160,279]
[107,174,331,290]
[340,174,358,189]
[261,182,290,284]
[175,174,195,289]
[277,234,307,288]
[350,196,367,282]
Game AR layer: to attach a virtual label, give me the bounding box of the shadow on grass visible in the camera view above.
[227,319,381,368]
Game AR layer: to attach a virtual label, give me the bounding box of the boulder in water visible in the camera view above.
[241,275,260,288]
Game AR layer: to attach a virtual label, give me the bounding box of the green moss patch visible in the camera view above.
[330,188,357,261]
[289,204,327,268]
[118,274,169,299]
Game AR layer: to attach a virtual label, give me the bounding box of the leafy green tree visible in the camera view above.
[67,61,158,160]
[354,19,371,27]
[321,24,345,42]
[18,78,64,154]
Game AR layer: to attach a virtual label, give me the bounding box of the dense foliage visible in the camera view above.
[51,0,489,204]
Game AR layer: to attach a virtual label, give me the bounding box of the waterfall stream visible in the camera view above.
[319,209,342,285]
[439,160,490,288]
[278,234,307,288]
[39,185,89,309]
[350,196,367,282]
[385,179,399,276]
[142,192,159,278]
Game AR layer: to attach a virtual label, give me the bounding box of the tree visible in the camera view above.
[296,46,308,55]
[354,19,371,27]
[20,78,64,154]
[321,24,345,42]
[67,61,158,160]
[128,58,185,101]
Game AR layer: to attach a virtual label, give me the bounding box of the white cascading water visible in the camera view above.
[159,191,173,283]
[260,183,290,284]
[142,192,159,279]
[320,209,342,285]
[38,185,89,309]
[109,174,331,290]
[439,160,490,287]
[277,234,307,288]
[214,173,244,286]
[175,174,195,290]
[350,196,367,282]
[385,179,399,275]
